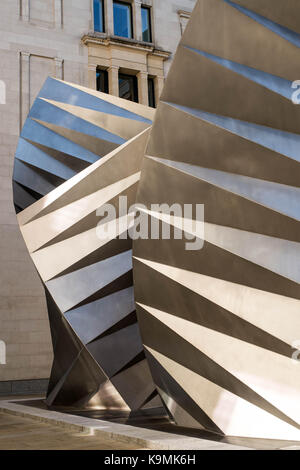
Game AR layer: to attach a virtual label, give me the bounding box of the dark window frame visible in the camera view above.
[96,67,109,94]
[148,76,156,108]
[141,5,152,43]
[113,1,133,39]
[93,0,105,33]
[119,72,139,103]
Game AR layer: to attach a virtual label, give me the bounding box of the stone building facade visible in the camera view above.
[0,0,195,393]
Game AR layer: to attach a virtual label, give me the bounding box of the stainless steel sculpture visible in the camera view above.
[13,0,300,439]
[14,77,161,410]
[133,0,300,439]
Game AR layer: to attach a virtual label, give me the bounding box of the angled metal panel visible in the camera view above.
[14,79,159,410]
[133,0,300,440]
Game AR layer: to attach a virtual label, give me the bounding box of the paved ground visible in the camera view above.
[1,397,300,450]
[0,411,145,450]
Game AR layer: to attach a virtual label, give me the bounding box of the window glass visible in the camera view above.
[119,73,138,102]
[141,7,152,42]
[114,1,132,38]
[94,0,104,33]
[96,69,108,93]
[148,77,155,108]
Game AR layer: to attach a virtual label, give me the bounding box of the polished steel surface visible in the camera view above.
[133,0,300,440]
[13,78,160,411]
[12,1,300,439]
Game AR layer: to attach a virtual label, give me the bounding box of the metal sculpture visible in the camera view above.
[14,77,160,410]
[133,0,300,439]
[13,0,300,439]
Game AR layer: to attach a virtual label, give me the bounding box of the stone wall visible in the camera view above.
[0,0,90,386]
[153,0,196,74]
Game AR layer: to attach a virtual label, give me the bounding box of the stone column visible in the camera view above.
[108,65,119,96]
[137,71,149,105]
[105,0,114,36]
[155,76,165,101]
[21,0,29,21]
[54,0,63,27]
[88,63,97,90]
[54,58,64,79]
[20,52,30,130]
[134,1,143,41]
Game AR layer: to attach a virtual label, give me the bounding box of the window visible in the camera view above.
[119,73,138,102]
[148,77,155,108]
[94,0,104,33]
[141,6,152,42]
[96,68,109,93]
[114,1,133,39]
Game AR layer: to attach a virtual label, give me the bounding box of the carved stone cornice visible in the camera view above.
[81,32,171,60]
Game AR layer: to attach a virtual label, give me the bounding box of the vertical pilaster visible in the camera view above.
[134,1,143,41]
[21,0,29,21]
[54,57,64,79]
[155,76,164,102]
[20,52,30,130]
[54,0,63,27]
[108,65,119,96]
[88,63,97,90]
[0,81,5,105]
[20,51,30,130]
[105,0,114,35]
[137,71,149,105]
